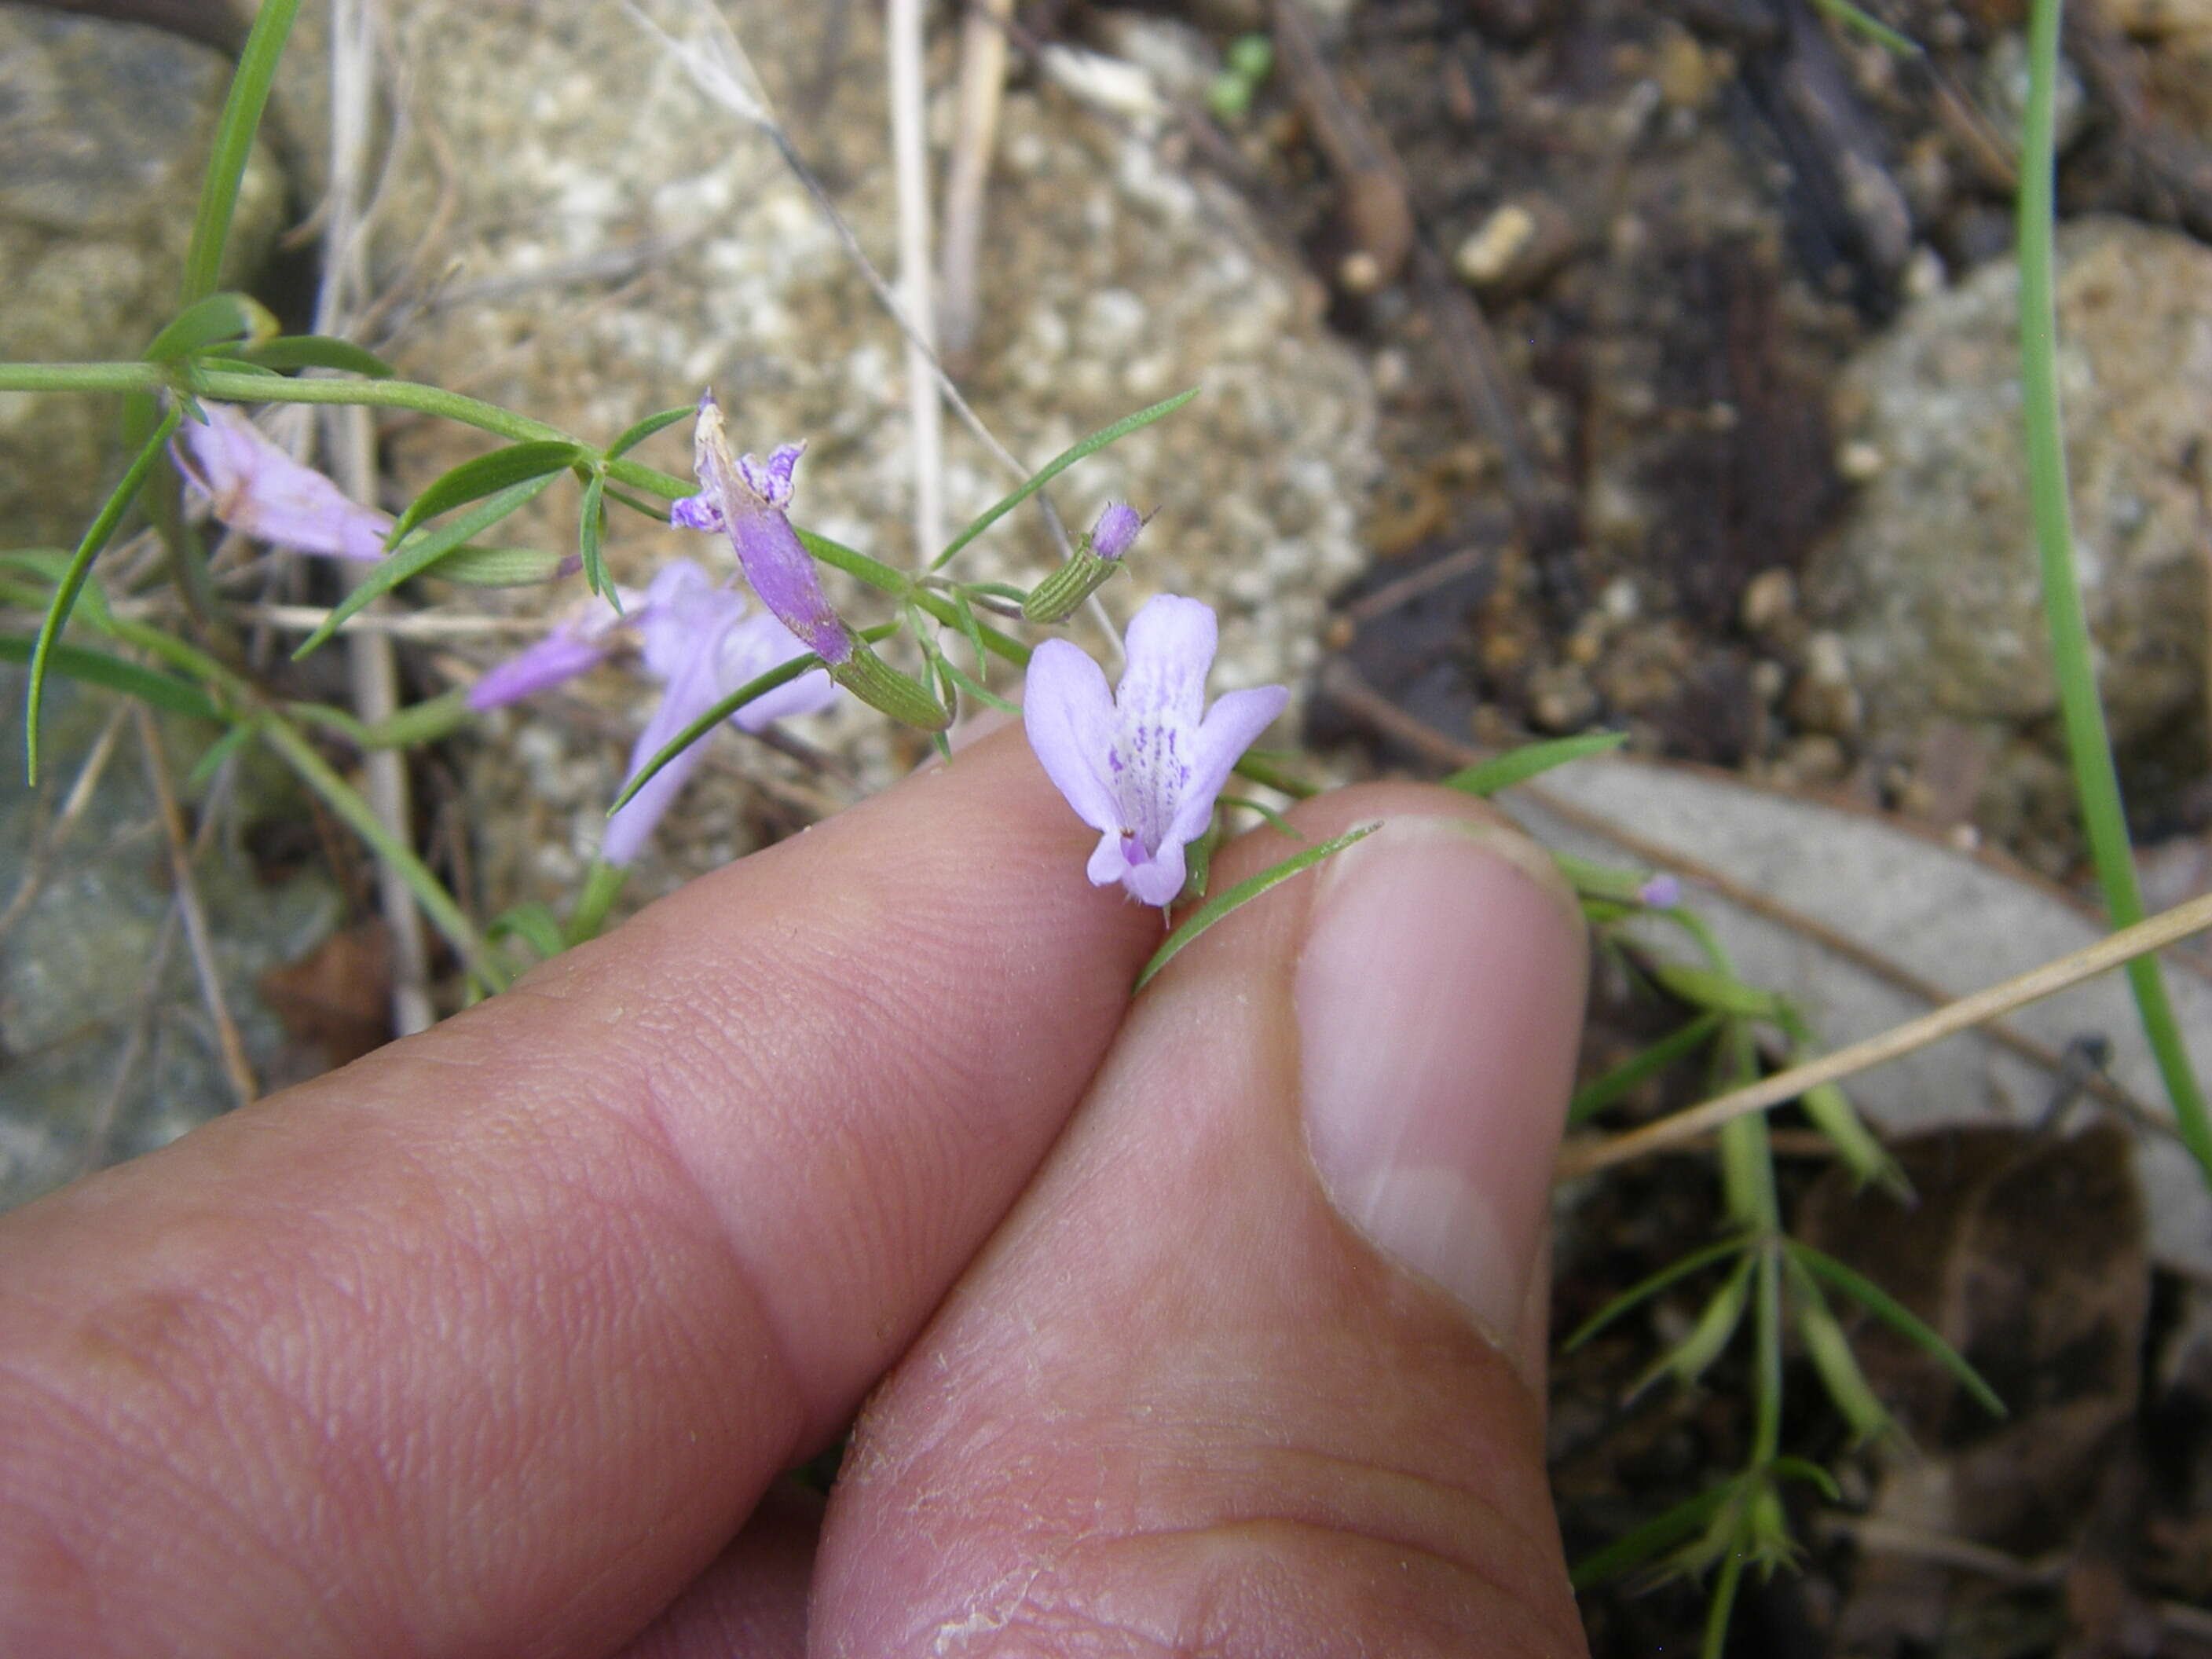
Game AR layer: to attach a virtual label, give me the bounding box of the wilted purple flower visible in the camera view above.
[471,560,839,864]
[670,393,850,666]
[170,404,394,561]
[1090,501,1144,562]
[1024,594,1289,906]
[1638,873,1683,910]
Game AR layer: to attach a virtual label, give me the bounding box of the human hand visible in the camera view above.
[0,727,1590,1657]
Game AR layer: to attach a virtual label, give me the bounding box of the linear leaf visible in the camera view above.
[1563,1232,1749,1350]
[145,291,280,362]
[181,0,302,302]
[578,466,610,599]
[1570,1480,1739,1592]
[606,404,693,459]
[240,335,394,378]
[27,405,183,779]
[428,544,571,587]
[0,632,222,725]
[1136,822,1379,991]
[1445,730,1628,797]
[387,441,584,547]
[1786,1241,2006,1418]
[932,387,1199,571]
[607,653,828,814]
[1570,1011,1725,1127]
[1809,0,1921,54]
[292,473,558,660]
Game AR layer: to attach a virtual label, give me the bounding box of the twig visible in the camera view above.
[222,603,548,639]
[939,0,1013,367]
[132,703,256,1108]
[1557,888,2212,1181]
[320,0,434,1035]
[1319,658,2166,1127]
[888,0,945,562]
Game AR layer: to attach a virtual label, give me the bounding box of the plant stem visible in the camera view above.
[181,0,302,302]
[2019,0,2212,1183]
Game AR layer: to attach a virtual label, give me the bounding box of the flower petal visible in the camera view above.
[1114,594,1216,738]
[716,612,840,730]
[602,642,723,866]
[669,495,724,533]
[1024,638,1124,837]
[173,405,394,561]
[467,631,612,710]
[1163,683,1291,848]
[1120,838,1188,907]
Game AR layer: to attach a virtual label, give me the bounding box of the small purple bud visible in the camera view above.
[1091,501,1143,562]
[171,404,394,562]
[1639,873,1683,910]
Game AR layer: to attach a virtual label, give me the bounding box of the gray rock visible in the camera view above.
[0,8,285,548]
[1809,217,2212,758]
[0,674,344,1213]
[361,0,1377,906]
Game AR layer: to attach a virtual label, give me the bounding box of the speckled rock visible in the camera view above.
[0,8,284,547]
[364,1,1378,905]
[1808,217,2212,758]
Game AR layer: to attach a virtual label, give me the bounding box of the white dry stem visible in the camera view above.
[1557,886,2212,1181]
[317,0,434,1035]
[887,0,944,562]
[938,0,1012,364]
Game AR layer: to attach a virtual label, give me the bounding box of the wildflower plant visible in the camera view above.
[0,2,2196,1655]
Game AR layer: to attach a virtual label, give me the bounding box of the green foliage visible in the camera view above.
[1443,730,1627,797]
[1135,823,1379,990]
[181,0,303,304]
[387,441,586,547]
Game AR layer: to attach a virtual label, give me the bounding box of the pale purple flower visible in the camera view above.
[1639,873,1683,910]
[670,392,851,666]
[170,404,394,561]
[471,559,839,864]
[1024,594,1289,906]
[1090,501,1143,561]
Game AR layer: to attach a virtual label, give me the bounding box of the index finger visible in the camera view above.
[0,728,1155,1659]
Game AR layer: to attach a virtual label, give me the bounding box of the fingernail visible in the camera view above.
[1295,817,1586,1350]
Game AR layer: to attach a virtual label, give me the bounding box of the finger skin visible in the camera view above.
[815,785,1591,1658]
[0,729,1155,1659]
[614,1482,819,1659]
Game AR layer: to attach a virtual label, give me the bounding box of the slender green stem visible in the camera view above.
[181,0,302,301]
[567,859,628,944]
[259,716,502,992]
[2019,0,2212,1184]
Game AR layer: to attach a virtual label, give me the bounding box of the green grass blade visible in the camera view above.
[386,441,584,548]
[0,632,223,725]
[1569,1010,1725,1126]
[1786,1240,2006,1418]
[259,714,503,991]
[2018,0,2212,1187]
[293,474,559,660]
[1444,730,1628,797]
[1563,1232,1749,1351]
[930,387,1199,571]
[488,902,566,963]
[606,404,693,458]
[1135,823,1379,991]
[26,405,183,780]
[180,0,302,303]
[427,544,570,587]
[240,335,394,377]
[1809,0,1922,53]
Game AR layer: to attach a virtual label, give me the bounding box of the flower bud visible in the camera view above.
[1022,502,1144,624]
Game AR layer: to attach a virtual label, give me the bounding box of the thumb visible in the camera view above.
[815,788,1591,1658]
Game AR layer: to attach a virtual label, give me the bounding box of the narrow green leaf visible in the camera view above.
[578,466,609,599]
[1444,730,1628,797]
[936,654,1019,716]
[606,404,693,459]
[1228,748,1320,801]
[605,484,674,522]
[489,902,567,963]
[950,587,990,677]
[1628,1254,1754,1399]
[27,406,183,779]
[1788,1258,1894,1445]
[1799,1079,1913,1199]
[387,441,584,548]
[1563,1233,1749,1351]
[932,387,1199,571]
[287,688,470,750]
[1769,1457,1844,1502]
[1809,0,1921,54]
[293,474,558,660]
[428,544,571,588]
[0,632,222,726]
[240,335,395,378]
[1651,963,1783,1020]
[145,291,280,362]
[608,654,826,814]
[187,719,259,792]
[1570,1480,1738,1592]
[1787,1241,2006,1419]
[1218,796,1303,840]
[1136,823,1379,991]
[181,0,302,303]
[1569,1011,1725,1127]
[258,714,503,991]
[189,357,283,379]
